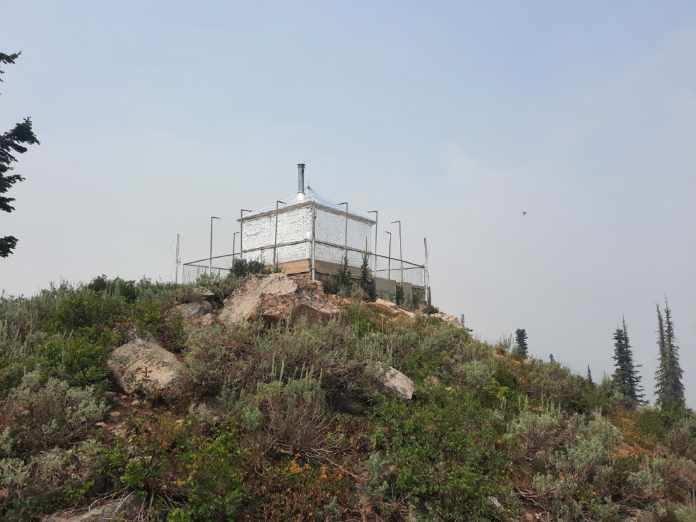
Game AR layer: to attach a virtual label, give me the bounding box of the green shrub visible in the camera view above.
[636,407,673,442]
[231,259,267,278]
[38,334,109,388]
[168,432,244,521]
[657,457,696,503]
[242,378,335,460]
[1,372,106,453]
[185,324,255,397]
[523,413,623,517]
[134,299,186,352]
[371,385,506,520]
[505,403,569,469]
[49,288,128,335]
[665,416,696,458]
[0,439,106,519]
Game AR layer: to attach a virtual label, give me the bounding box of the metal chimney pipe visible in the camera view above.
[297,163,305,194]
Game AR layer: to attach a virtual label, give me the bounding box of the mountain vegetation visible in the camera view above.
[0,272,693,521]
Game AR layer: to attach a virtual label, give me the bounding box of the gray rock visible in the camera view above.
[43,494,140,521]
[432,312,464,328]
[107,339,187,401]
[218,273,340,327]
[373,363,414,400]
[173,300,213,320]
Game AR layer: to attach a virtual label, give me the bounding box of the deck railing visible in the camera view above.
[181,239,426,287]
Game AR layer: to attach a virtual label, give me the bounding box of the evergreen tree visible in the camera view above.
[656,300,685,410]
[394,284,404,306]
[1,52,39,257]
[549,354,556,364]
[587,365,593,385]
[611,318,644,407]
[333,254,353,296]
[514,328,529,359]
[359,252,377,301]
[663,302,685,408]
[655,304,668,406]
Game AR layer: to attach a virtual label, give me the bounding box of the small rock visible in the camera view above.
[43,494,140,521]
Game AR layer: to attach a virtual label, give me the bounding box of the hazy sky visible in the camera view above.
[3,1,695,406]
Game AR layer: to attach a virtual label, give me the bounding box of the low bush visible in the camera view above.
[522,413,624,517]
[241,378,336,460]
[665,415,696,458]
[38,334,109,388]
[167,432,244,521]
[0,439,107,519]
[134,298,186,352]
[1,372,106,454]
[185,324,257,397]
[371,384,507,520]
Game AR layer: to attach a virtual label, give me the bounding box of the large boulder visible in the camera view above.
[107,339,188,401]
[219,273,340,326]
[371,363,414,400]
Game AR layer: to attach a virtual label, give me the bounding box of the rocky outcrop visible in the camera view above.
[431,312,463,328]
[107,339,187,401]
[173,300,213,321]
[367,298,416,320]
[219,273,340,326]
[43,494,140,521]
[371,363,414,400]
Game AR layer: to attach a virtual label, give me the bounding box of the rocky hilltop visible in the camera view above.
[0,272,694,521]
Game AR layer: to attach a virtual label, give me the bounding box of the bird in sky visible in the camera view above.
[522,211,527,216]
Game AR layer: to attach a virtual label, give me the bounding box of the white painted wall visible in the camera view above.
[241,203,374,268]
[241,205,311,264]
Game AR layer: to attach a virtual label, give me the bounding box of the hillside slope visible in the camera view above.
[0,273,694,521]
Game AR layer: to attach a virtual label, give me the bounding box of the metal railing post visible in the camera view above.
[385,230,392,281]
[273,200,286,270]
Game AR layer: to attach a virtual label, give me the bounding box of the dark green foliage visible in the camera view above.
[87,274,139,302]
[514,328,529,358]
[422,303,439,315]
[38,335,109,388]
[655,302,685,411]
[408,287,424,310]
[611,319,644,407]
[231,258,267,278]
[326,254,353,296]
[359,252,377,301]
[49,288,128,337]
[587,365,593,385]
[168,432,244,521]
[394,283,404,306]
[1,51,39,257]
[371,386,506,520]
[134,298,186,352]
